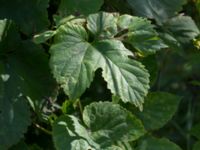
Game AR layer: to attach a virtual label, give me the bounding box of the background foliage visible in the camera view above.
[0,0,200,150]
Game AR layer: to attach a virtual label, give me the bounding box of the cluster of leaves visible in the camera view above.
[0,0,200,149]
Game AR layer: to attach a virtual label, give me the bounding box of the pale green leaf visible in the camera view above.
[136,136,182,150]
[50,20,150,109]
[33,30,57,44]
[53,102,145,150]
[58,0,104,16]
[127,0,186,23]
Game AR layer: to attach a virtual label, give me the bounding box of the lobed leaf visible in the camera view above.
[118,15,167,54]
[50,18,150,109]
[53,102,145,150]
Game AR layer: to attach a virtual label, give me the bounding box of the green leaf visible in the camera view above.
[164,15,200,44]
[191,123,200,140]
[133,92,181,130]
[126,0,186,23]
[136,136,182,150]
[50,19,150,109]
[87,12,118,38]
[83,102,145,144]
[0,20,56,148]
[50,23,96,101]
[114,141,134,150]
[193,141,200,150]
[0,0,49,35]
[118,15,167,54]
[58,0,104,16]
[33,30,57,44]
[0,19,21,53]
[140,55,158,86]
[53,115,97,150]
[9,141,29,150]
[53,102,145,150]
[0,63,31,149]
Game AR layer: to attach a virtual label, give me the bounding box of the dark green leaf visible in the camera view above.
[0,19,56,148]
[191,123,200,140]
[0,0,50,35]
[127,0,186,23]
[58,0,104,16]
[193,141,200,150]
[164,15,200,44]
[133,92,181,130]
[136,136,182,150]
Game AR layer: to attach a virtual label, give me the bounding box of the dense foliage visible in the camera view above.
[0,0,200,149]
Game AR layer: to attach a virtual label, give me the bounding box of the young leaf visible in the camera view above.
[87,12,118,39]
[126,0,186,23]
[118,15,167,54]
[50,20,150,109]
[58,0,104,16]
[53,102,145,149]
[136,136,182,150]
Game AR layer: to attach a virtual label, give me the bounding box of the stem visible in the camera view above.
[186,99,193,150]
[171,121,187,139]
[34,123,52,135]
[78,99,83,115]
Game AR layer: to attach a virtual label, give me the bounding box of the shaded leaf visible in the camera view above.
[0,0,50,35]
[0,20,56,148]
[191,123,200,140]
[164,15,200,44]
[136,136,182,150]
[58,0,104,16]
[193,141,200,150]
[133,92,181,130]
[127,0,186,23]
